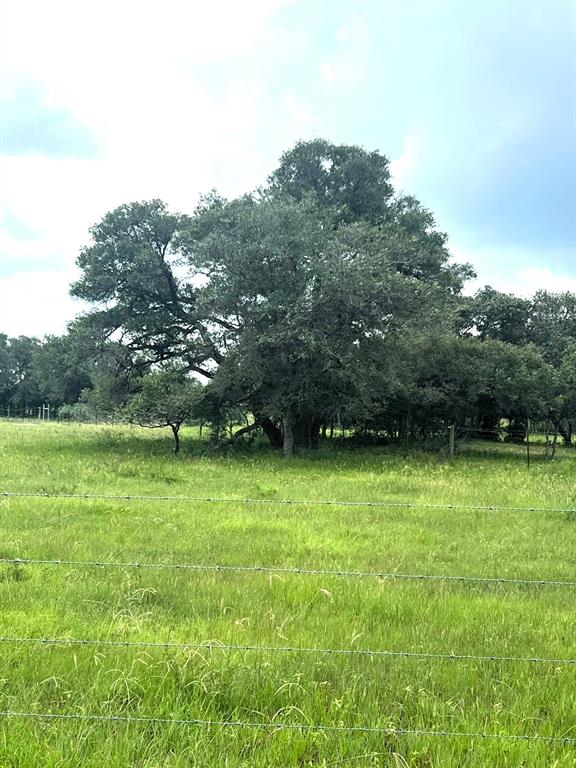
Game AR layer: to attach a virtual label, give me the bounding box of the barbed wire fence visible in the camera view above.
[446,422,575,465]
[1,490,574,514]
[2,556,574,590]
[0,424,574,748]
[0,404,566,438]
[1,634,574,665]
[0,710,574,744]
[0,407,573,460]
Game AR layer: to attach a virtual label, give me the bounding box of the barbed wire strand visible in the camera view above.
[1,635,574,665]
[0,710,574,743]
[1,491,574,514]
[2,557,574,589]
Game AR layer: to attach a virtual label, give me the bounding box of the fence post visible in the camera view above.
[526,418,531,468]
[449,424,455,459]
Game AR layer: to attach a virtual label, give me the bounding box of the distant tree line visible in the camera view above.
[0,329,142,417]
[1,140,574,454]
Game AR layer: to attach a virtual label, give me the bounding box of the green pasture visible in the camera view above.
[0,422,574,767]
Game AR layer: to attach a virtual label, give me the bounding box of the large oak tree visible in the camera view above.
[72,141,472,454]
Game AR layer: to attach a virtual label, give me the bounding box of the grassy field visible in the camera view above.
[0,421,575,767]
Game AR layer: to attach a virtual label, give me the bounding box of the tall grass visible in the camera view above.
[0,422,574,766]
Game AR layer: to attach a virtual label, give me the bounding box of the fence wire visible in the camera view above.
[1,490,574,514]
[2,557,574,589]
[1,634,574,665]
[0,710,574,743]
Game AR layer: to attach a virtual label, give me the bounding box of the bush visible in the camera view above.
[57,403,98,422]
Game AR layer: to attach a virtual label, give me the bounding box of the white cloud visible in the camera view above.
[513,266,576,296]
[0,269,86,337]
[0,0,308,335]
[390,130,421,191]
[0,1,290,79]
[1,0,573,339]
[451,242,576,297]
[0,0,295,180]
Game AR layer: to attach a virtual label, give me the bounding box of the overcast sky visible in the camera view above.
[1,0,575,337]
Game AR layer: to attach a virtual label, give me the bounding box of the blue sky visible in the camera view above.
[0,0,575,336]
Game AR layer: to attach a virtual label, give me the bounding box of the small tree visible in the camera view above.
[126,369,202,453]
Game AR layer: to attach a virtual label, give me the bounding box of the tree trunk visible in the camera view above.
[283,416,294,458]
[291,414,321,449]
[401,412,413,443]
[260,416,283,449]
[310,417,321,449]
[231,421,260,440]
[551,429,559,459]
[557,421,573,447]
[171,423,181,454]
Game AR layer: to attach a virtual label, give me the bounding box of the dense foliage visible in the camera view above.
[0,327,141,417]
[2,140,574,452]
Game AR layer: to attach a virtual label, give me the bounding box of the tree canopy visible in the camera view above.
[125,367,202,453]
[4,138,570,453]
